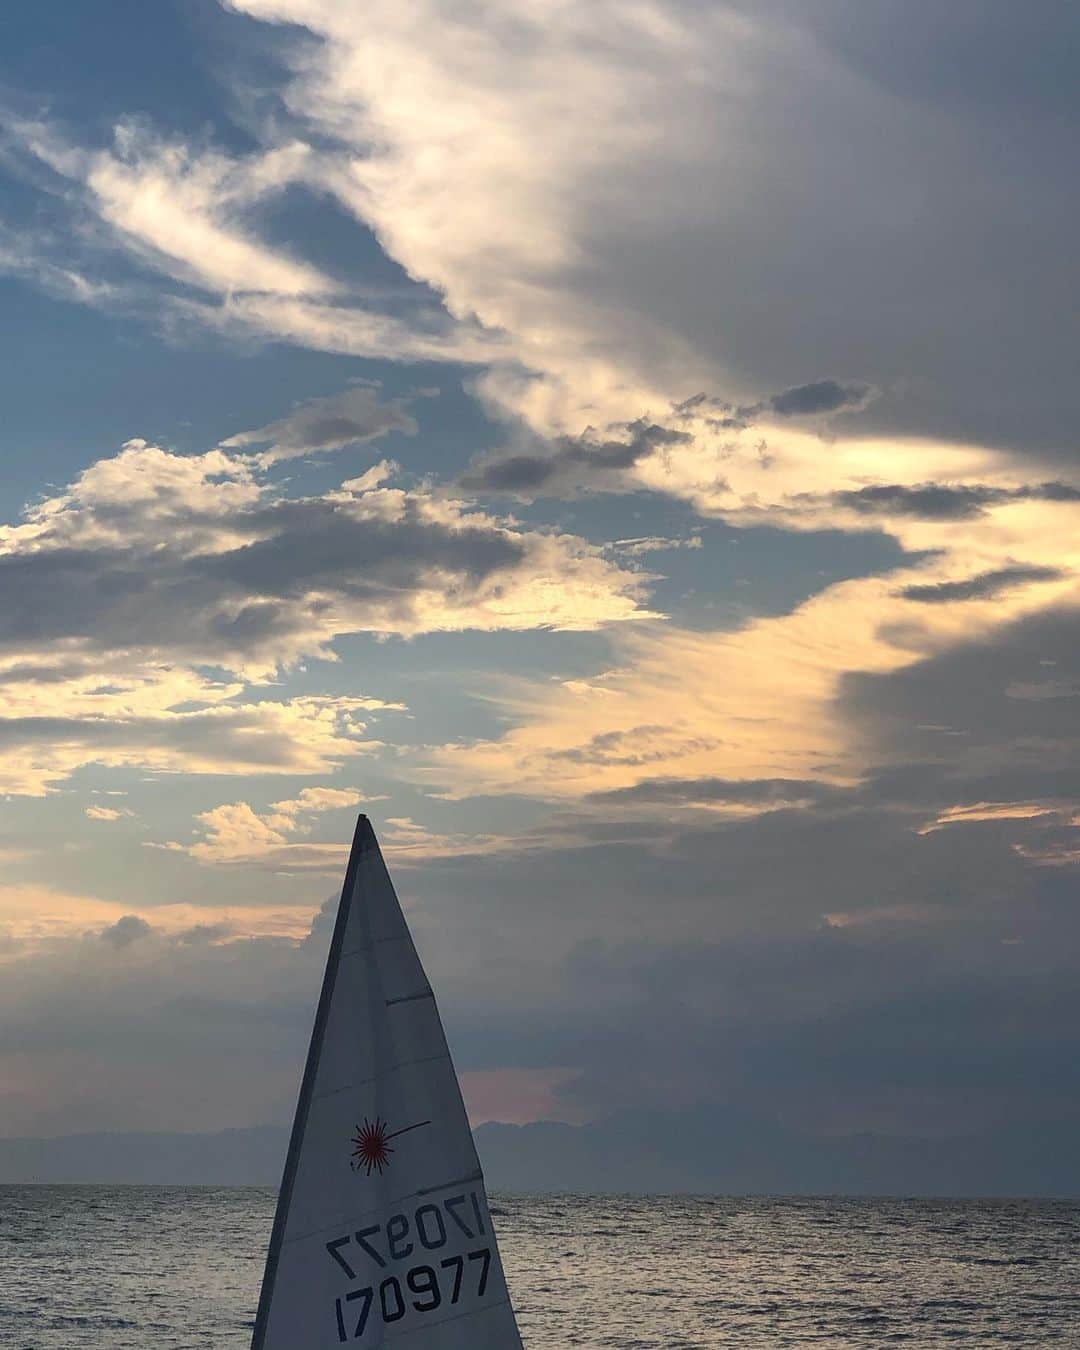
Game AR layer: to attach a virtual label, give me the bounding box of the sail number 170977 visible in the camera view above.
[325,1190,494,1342]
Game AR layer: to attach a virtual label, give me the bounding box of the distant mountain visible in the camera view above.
[2,1107,1078,1196]
[0,1125,288,1186]
[477,1106,1080,1198]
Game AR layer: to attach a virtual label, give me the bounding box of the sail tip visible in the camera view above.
[353,811,378,852]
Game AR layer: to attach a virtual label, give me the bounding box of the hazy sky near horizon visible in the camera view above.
[0,0,1078,1142]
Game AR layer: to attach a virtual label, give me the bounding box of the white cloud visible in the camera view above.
[608,536,703,558]
[170,797,526,871]
[178,785,366,868]
[84,125,333,298]
[0,685,387,797]
[85,805,133,822]
[2,115,503,364]
[378,816,521,865]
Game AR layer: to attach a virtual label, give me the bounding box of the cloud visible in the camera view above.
[100,915,153,949]
[460,421,691,498]
[1,116,502,364]
[419,614,876,802]
[0,883,318,954]
[607,535,702,557]
[220,385,419,465]
[770,379,873,417]
[5,2,1080,474]
[418,496,1078,808]
[180,785,365,867]
[831,482,1080,522]
[83,126,332,298]
[85,804,132,822]
[0,438,646,677]
[196,0,1080,473]
[0,688,387,797]
[175,798,521,870]
[0,904,330,1134]
[590,776,843,812]
[841,604,1080,793]
[0,0,1078,1148]
[377,816,522,865]
[899,565,1064,604]
[0,433,647,792]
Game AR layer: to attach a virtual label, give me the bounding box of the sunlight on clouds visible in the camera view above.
[425,526,1078,805]
[377,816,521,865]
[3,114,503,364]
[459,1067,587,1127]
[222,0,757,421]
[0,436,646,673]
[422,407,1080,814]
[85,805,133,822]
[919,802,1072,834]
[914,801,1080,871]
[0,0,1077,1149]
[86,129,334,297]
[0,684,385,797]
[175,799,519,870]
[16,115,333,298]
[181,785,364,867]
[0,431,646,794]
[424,610,880,799]
[0,885,317,956]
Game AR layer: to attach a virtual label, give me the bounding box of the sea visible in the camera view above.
[1,1187,1079,1347]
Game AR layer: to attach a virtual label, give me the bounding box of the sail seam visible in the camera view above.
[416,1167,484,1195]
[281,1172,489,1245]
[385,989,434,1006]
[338,934,413,958]
[310,1050,450,1103]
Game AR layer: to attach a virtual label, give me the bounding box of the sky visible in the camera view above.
[0,0,1078,1147]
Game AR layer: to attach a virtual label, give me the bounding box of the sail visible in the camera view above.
[252,815,524,1349]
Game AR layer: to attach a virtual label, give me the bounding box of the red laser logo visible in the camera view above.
[350,1116,432,1175]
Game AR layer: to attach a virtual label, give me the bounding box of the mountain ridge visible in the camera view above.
[1,1109,1077,1197]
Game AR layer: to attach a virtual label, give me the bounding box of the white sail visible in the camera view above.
[252,815,524,1349]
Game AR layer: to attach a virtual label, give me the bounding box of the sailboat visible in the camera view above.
[251,815,524,1348]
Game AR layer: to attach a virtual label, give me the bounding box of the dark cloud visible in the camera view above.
[671,380,874,435]
[0,706,347,771]
[461,420,692,497]
[0,915,324,1135]
[842,604,1080,775]
[770,379,871,417]
[392,606,1080,1138]
[558,2,1080,463]
[831,481,1080,520]
[0,659,98,685]
[899,565,1064,604]
[415,789,1080,1135]
[552,727,717,768]
[0,460,619,675]
[220,385,418,462]
[207,497,525,595]
[173,922,236,946]
[3,711,1079,1142]
[810,0,1080,129]
[100,915,153,949]
[590,776,842,807]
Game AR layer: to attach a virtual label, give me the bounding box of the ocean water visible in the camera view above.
[1,1187,1079,1347]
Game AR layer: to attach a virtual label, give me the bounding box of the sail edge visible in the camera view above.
[250,812,374,1349]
